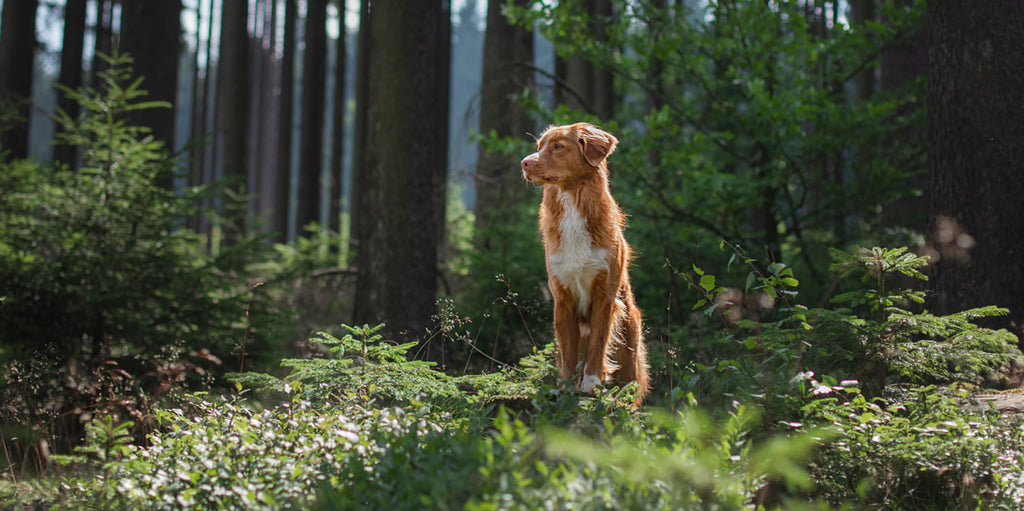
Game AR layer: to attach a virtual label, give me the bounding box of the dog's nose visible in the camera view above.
[521,152,539,169]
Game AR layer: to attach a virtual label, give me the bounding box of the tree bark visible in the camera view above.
[296,0,328,235]
[328,4,347,238]
[850,0,875,102]
[0,0,38,160]
[54,0,86,168]
[554,0,614,118]
[272,0,298,243]
[218,0,251,244]
[879,0,927,232]
[473,0,533,254]
[91,0,114,88]
[255,0,280,235]
[591,0,615,120]
[352,1,450,359]
[349,0,372,265]
[927,2,1024,327]
[119,0,182,178]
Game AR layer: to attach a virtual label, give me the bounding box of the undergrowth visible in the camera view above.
[3,245,1024,510]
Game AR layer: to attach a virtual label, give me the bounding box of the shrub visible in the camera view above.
[31,393,439,510]
[230,323,560,416]
[804,385,1004,509]
[0,53,284,466]
[677,245,1021,413]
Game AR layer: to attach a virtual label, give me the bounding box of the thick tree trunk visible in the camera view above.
[54,0,86,168]
[927,3,1024,327]
[218,0,251,244]
[0,0,38,160]
[352,1,449,359]
[296,0,328,235]
[120,0,182,179]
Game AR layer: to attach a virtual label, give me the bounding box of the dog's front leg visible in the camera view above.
[553,293,583,386]
[580,277,616,392]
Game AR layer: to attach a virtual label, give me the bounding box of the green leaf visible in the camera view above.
[745,272,757,293]
[699,274,716,292]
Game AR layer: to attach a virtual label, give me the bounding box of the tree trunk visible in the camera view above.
[328,4,347,239]
[879,0,927,232]
[0,0,38,160]
[119,0,182,179]
[349,0,372,265]
[91,0,114,88]
[554,1,614,118]
[218,0,251,244]
[851,0,875,102]
[927,2,1024,327]
[473,0,533,254]
[591,0,615,120]
[352,1,450,360]
[189,0,219,235]
[296,0,328,235]
[564,54,593,113]
[247,0,265,222]
[54,0,86,168]
[256,0,280,235]
[272,0,297,243]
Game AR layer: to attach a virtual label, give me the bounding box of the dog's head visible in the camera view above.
[521,123,618,186]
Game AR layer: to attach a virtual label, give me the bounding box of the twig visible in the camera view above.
[239,282,264,373]
[0,433,16,483]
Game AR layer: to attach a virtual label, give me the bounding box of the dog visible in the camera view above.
[520,122,649,405]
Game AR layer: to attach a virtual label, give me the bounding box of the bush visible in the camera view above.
[676,245,1021,415]
[6,310,1022,510]
[32,393,439,510]
[805,385,1005,508]
[0,54,284,465]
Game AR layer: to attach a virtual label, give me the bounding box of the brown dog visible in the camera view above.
[521,123,649,404]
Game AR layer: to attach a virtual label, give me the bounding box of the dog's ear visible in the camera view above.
[578,125,618,167]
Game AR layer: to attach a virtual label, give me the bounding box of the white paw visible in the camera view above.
[579,374,601,393]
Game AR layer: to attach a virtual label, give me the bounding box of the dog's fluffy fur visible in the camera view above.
[521,123,649,405]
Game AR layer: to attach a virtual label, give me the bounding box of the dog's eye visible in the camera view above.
[553,143,562,150]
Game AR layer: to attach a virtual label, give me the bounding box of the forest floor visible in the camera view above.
[969,390,1024,414]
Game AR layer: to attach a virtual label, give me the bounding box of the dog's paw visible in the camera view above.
[579,374,601,393]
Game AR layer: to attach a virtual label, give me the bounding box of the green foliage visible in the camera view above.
[0,53,286,464]
[234,324,460,407]
[33,394,442,510]
[454,195,552,371]
[6,309,1024,510]
[829,246,930,316]
[321,405,822,510]
[500,0,926,312]
[231,323,560,416]
[544,402,827,509]
[804,386,1010,509]
[679,245,1020,410]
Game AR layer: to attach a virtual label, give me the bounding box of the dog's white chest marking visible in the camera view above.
[548,191,608,316]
